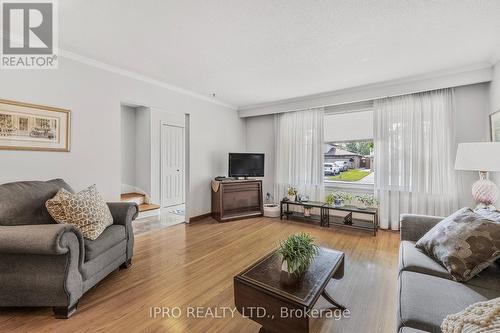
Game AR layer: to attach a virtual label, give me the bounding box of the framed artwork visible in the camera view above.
[491,110,500,142]
[0,99,70,151]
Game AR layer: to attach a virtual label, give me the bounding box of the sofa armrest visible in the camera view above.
[0,224,83,255]
[107,202,138,261]
[107,202,138,226]
[400,214,444,242]
[0,224,84,309]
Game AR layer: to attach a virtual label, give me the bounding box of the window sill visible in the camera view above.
[325,180,374,192]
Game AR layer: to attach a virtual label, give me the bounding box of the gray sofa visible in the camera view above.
[397,214,500,333]
[0,179,138,318]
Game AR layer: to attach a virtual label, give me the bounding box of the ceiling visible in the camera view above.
[60,0,500,108]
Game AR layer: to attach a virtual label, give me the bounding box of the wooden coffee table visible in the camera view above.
[234,247,345,333]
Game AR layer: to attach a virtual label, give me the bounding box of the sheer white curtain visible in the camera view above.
[374,89,458,230]
[274,108,324,201]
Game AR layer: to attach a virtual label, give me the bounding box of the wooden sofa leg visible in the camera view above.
[53,302,78,319]
[120,259,132,269]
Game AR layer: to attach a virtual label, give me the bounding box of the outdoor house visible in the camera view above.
[324,145,371,169]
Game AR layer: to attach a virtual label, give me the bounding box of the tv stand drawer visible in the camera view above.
[222,182,260,192]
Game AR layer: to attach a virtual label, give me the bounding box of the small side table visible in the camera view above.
[234,247,346,333]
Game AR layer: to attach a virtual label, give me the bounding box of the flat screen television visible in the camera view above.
[228,153,265,177]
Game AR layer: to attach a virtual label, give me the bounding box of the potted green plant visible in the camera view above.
[287,186,298,201]
[342,192,354,206]
[367,195,379,208]
[278,233,319,285]
[356,194,378,209]
[325,192,335,206]
[335,192,345,206]
[326,192,340,206]
[326,191,349,206]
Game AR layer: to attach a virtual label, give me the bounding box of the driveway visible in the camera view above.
[356,171,374,183]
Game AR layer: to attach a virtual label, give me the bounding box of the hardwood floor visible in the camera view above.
[0,217,400,333]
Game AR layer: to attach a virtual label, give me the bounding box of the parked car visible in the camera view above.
[324,163,340,176]
[334,161,349,172]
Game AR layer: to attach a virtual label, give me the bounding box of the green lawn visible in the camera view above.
[328,169,371,182]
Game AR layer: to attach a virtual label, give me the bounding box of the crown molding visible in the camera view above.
[59,50,237,110]
[238,62,493,117]
[57,49,497,113]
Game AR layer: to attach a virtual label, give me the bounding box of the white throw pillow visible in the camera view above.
[442,297,500,333]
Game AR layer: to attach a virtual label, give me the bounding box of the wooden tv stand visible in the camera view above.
[211,179,263,222]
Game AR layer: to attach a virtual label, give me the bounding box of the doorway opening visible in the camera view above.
[120,103,188,234]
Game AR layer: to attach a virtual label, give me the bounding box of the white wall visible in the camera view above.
[491,61,500,112]
[0,57,245,218]
[489,61,500,189]
[245,83,491,207]
[245,115,275,200]
[120,105,137,187]
[454,83,491,207]
[134,107,151,197]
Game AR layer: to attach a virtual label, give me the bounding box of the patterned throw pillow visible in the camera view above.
[416,208,500,282]
[46,185,113,240]
[46,188,72,224]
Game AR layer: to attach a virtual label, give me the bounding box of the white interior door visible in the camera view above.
[161,124,185,208]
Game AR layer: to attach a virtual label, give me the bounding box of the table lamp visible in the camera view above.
[455,142,500,209]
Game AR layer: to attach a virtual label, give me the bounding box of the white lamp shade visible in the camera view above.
[455,142,500,172]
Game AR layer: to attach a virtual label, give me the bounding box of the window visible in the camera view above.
[324,140,374,184]
[323,104,374,186]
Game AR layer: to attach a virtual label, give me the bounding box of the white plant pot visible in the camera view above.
[263,204,280,218]
[281,260,288,273]
[280,261,301,285]
[281,261,296,274]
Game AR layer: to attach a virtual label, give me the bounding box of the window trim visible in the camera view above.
[325,180,374,192]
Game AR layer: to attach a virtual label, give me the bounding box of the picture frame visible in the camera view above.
[0,99,71,151]
[491,110,500,142]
